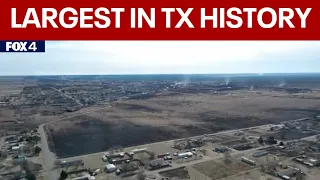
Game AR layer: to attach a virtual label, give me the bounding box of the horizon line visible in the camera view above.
[1,72,320,77]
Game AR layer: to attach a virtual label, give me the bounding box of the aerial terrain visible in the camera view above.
[1,74,320,180]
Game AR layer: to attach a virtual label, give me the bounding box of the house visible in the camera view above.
[177,152,193,158]
[72,174,95,180]
[149,159,164,167]
[214,146,229,153]
[105,164,117,173]
[149,158,170,170]
[252,151,268,158]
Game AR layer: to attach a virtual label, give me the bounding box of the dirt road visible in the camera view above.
[39,123,59,180]
[38,105,113,180]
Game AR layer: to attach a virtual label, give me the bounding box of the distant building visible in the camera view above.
[12,146,20,151]
[241,157,256,165]
[214,146,229,153]
[6,131,20,136]
[60,160,84,168]
[13,155,26,164]
[149,158,170,170]
[106,152,125,159]
[177,152,193,158]
[252,151,268,158]
[72,174,95,180]
[131,148,147,154]
[105,164,117,173]
[294,157,320,167]
[149,158,164,167]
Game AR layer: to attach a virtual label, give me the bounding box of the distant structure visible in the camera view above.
[214,146,229,153]
[241,157,256,166]
[177,152,193,159]
[105,164,117,173]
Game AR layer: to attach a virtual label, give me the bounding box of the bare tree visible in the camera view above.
[241,136,247,141]
[146,151,155,160]
[137,153,149,165]
[200,149,207,156]
[59,170,68,180]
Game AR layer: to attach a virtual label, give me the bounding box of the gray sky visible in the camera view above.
[1,41,319,75]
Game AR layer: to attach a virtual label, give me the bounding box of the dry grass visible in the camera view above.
[46,90,320,157]
[52,90,320,129]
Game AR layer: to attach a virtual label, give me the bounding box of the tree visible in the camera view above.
[34,146,42,154]
[200,149,207,156]
[241,136,247,141]
[26,173,36,180]
[59,170,68,180]
[279,141,284,146]
[258,137,264,144]
[22,161,36,180]
[146,151,155,160]
[137,153,149,165]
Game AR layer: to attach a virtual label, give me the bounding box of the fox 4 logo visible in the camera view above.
[6,41,37,52]
[0,41,45,53]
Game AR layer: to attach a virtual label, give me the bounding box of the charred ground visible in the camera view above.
[1,74,320,157]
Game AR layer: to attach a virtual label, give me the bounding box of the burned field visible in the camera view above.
[267,130,319,141]
[222,139,259,151]
[1,75,320,158]
[46,119,182,158]
[46,89,320,158]
[159,167,190,179]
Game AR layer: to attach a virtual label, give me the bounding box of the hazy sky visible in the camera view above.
[1,41,319,75]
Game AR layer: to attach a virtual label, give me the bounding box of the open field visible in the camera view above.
[192,159,254,179]
[46,90,320,157]
[49,120,320,180]
[1,74,320,159]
